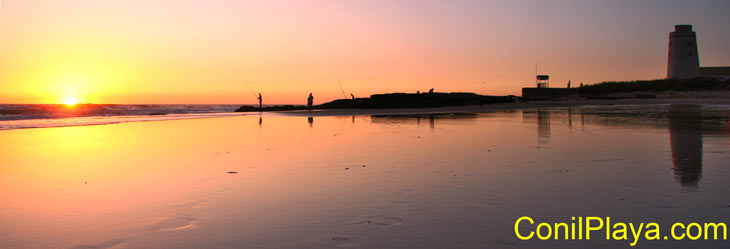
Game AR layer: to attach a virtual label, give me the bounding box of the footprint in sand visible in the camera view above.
[148,217,196,231]
[69,218,194,248]
[180,198,208,209]
[67,239,125,249]
[341,215,404,226]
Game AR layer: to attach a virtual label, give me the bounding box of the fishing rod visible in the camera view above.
[243,82,258,98]
[334,72,347,99]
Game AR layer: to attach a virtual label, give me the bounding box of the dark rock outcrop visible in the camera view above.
[234,92,516,112]
[234,105,307,112]
[317,92,515,109]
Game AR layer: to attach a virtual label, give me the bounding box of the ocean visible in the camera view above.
[0,104,245,130]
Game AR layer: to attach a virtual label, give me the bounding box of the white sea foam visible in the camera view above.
[0,112,244,130]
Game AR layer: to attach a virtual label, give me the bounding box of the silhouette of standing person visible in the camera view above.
[307,93,314,111]
[567,81,571,89]
[257,93,262,109]
[350,93,355,100]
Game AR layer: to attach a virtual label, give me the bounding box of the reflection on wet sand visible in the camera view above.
[370,113,478,124]
[308,116,313,127]
[669,105,703,189]
[537,110,550,145]
[521,105,726,189]
[370,113,481,133]
[429,114,435,131]
[523,109,552,147]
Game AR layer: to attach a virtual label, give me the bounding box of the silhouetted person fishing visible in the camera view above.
[257,93,262,109]
[307,93,314,110]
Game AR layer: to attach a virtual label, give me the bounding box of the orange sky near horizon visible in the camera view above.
[0,0,729,104]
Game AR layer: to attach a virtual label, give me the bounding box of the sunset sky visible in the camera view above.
[0,0,729,104]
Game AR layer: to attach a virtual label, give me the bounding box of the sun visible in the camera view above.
[63,97,79,106]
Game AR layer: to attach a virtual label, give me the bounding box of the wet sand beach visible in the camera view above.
[280,97,730,117]
[1,103,730,248]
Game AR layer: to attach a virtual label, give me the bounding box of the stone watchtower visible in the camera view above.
[667,25,700,79]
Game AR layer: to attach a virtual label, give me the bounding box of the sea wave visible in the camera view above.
[0,104,245,130]
[0,104,241,121]
[0,112,245,130]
